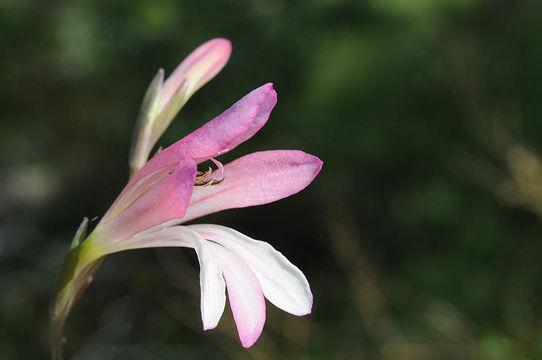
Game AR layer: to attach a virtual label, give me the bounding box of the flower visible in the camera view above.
[130,38,232,175]
[53,83,322,349]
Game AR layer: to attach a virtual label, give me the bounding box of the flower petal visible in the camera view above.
[110,225,226,330]
[131,83,277,185]
[160,38,232,105]
[208,242,266,348]
[181,150,323,222]
[191,225,312,316]
[178,83,277,161]
[104,162,178,221]
[95,158,196,242]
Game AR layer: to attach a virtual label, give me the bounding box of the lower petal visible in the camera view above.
[191,224,312,316]
[98,225,226,331]
[208,242,266,348]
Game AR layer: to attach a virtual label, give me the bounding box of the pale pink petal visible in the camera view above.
[109,226,226,330]
[191,225,312,316]
[131,83,277,184]
[104,162,178,220]
[208,242,266,348]
[181,150,323,223]
[94,158,196,241]
[160,38,232,105]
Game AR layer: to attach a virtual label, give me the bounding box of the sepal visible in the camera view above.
[70,217,89,250]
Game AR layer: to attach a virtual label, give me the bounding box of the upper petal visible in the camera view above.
[190,224,312,316]
[172,83,277,161]
[160,38,232,105]
[208,242,266,348]
[181,150,323,222]
[131,83,277,185]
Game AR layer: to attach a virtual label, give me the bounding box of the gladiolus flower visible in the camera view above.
[51,83,322,350]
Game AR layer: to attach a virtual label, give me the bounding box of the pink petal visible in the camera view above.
[181,150,323,222]
[209,242,266,348]
[131,83,277,185]
[95,158,196,241]
[190,225,313,316]
[178,83,277,161]
[160,38,232,105]
[104,162,178,221]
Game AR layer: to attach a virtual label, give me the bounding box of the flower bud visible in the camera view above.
[129,38,232,176]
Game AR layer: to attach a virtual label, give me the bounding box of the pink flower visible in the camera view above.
[78,83,322,347]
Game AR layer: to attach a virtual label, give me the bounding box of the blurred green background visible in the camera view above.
[2,0,542,358]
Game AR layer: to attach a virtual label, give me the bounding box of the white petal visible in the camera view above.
[112,226,226,330]
[190,224,313,316]
[208,242,266,348]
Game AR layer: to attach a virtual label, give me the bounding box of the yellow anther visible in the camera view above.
[194,179,213,187]
[210,178,225,186]
[193,159,225,188]
[195,167,213,180]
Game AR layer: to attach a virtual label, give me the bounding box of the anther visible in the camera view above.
[210,177,225,186]
[195,167,213,180]
[194,158,225,188]
[194,179,213,187]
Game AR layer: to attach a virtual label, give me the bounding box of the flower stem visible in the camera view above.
[50,253,103,359]
[50,317,65,360]
[49,220,104,359]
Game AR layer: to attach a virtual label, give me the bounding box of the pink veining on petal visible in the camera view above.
[208,242,266,348]
[160,38,232,105]
[131,83,277,184]
[181,150,323,223]
[95,158,196,241]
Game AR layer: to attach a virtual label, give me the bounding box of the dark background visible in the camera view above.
[2,0,542,358]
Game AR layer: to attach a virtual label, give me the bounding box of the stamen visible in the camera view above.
[194,158,225,187]
[195,167,213,180]
[210,177,225,186]
[194,179,213,187]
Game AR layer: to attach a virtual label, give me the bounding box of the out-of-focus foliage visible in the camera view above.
[2,0,542,359]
